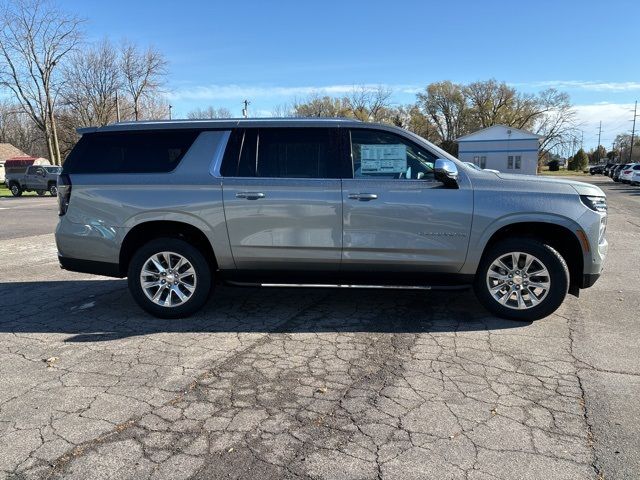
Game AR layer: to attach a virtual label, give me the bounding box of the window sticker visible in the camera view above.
[360,144,407,174]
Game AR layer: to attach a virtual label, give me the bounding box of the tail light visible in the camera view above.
[57,173,72,216]
[624,170,632,174]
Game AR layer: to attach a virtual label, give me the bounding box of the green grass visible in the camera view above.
[0,184,39,197]
[539,168,589,176]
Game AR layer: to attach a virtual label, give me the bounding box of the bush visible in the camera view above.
[548,160,559,171]
[568,149,588,171]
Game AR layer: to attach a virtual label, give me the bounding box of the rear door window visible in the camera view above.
[221,128,341,178]
[63,130,199,174]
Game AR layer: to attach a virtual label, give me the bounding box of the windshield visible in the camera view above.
[44,166,62,173]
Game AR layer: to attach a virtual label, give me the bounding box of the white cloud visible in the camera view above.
[167,83,421,101]
[572,102,636,146]
[515,80,640,92]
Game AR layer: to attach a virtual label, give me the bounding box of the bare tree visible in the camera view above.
[0,0,83,164]
[120,42,167,121]
[0,98,47,156]
[532,89,579,160]
[416,81,469,153]
[62,39,121,127]
[292,93,350,118]
[186,106,233,119]
[345,85,393,122]
[392,104,439,143]
[271,102,294,117]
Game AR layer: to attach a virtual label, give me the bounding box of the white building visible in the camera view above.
[456,125,543,175]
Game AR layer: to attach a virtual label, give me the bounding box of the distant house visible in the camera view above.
[456,125,543,175]
[0,143,28,183]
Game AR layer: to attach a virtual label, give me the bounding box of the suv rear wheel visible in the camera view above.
[474,238,569,321]
[128,238,212,319]
[49,183,58,197]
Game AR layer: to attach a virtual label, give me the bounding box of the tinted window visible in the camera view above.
[63,130,199,174]
[350,129,436,180]
[44,166,62,173]
[222,128,340,179]
[27,166,37,174]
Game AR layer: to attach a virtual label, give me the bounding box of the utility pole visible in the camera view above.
[169,105,173,120]
[630,100,637,162]
[596,121,602,163]
[115,91,121,123]
[242,99,250,118]
[580,131,584,150]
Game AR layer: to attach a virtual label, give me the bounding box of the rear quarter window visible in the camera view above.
[63,130,199,174]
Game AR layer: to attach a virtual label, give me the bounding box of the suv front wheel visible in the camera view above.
[9,183,22,197]
[128,238,212,319]
[474,238,569,321]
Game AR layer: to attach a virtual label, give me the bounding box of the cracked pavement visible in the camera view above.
[0,177,638,480]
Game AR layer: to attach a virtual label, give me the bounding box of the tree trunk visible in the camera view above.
[44,127,55,166]
[49,112,62,165]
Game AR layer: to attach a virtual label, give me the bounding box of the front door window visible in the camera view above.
[350,129,435,181]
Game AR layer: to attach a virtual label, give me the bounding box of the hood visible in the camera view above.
[495,173,605,197]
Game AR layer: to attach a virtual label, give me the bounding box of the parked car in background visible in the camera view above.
[619,163,640,183]
[609,164,622,178]
[589,164,604,175]
[5,164,61,196]
[602,163,616,176]
[55,118,607,322]
[631,170,640,186]
[612,164,630,182]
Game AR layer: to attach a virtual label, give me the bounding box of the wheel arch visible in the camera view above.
[119,220,218,276]
[478,220,584,294]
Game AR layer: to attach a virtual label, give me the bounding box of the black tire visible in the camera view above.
[474,238,569,321]
[9,183,22,197]
[127,237,212,319]
[36,190,45,196]
[49,184,58,197]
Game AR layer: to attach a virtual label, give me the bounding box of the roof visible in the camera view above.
[0,143,27,162]
[456,124,544,142]
[77,117,365,134]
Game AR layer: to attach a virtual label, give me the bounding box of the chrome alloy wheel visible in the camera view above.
[486,252,551,310]
[139,251,197,308]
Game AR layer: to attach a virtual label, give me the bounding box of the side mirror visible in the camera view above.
[434,159,459,188]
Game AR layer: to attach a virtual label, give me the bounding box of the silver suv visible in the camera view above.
[55,119,608,321]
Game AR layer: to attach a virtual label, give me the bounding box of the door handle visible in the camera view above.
[348,193,378,201]
[235,192,265,200]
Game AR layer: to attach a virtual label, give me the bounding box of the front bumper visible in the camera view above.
[580,272,601,289]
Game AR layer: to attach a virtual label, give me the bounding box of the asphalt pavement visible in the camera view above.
[0,176,638,480]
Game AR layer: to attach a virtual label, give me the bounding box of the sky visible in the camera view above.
[58,0,640,150]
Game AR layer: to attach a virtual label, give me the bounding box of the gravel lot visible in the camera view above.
[0,176,638,480]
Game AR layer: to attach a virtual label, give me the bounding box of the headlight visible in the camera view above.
[580,195,607,213]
